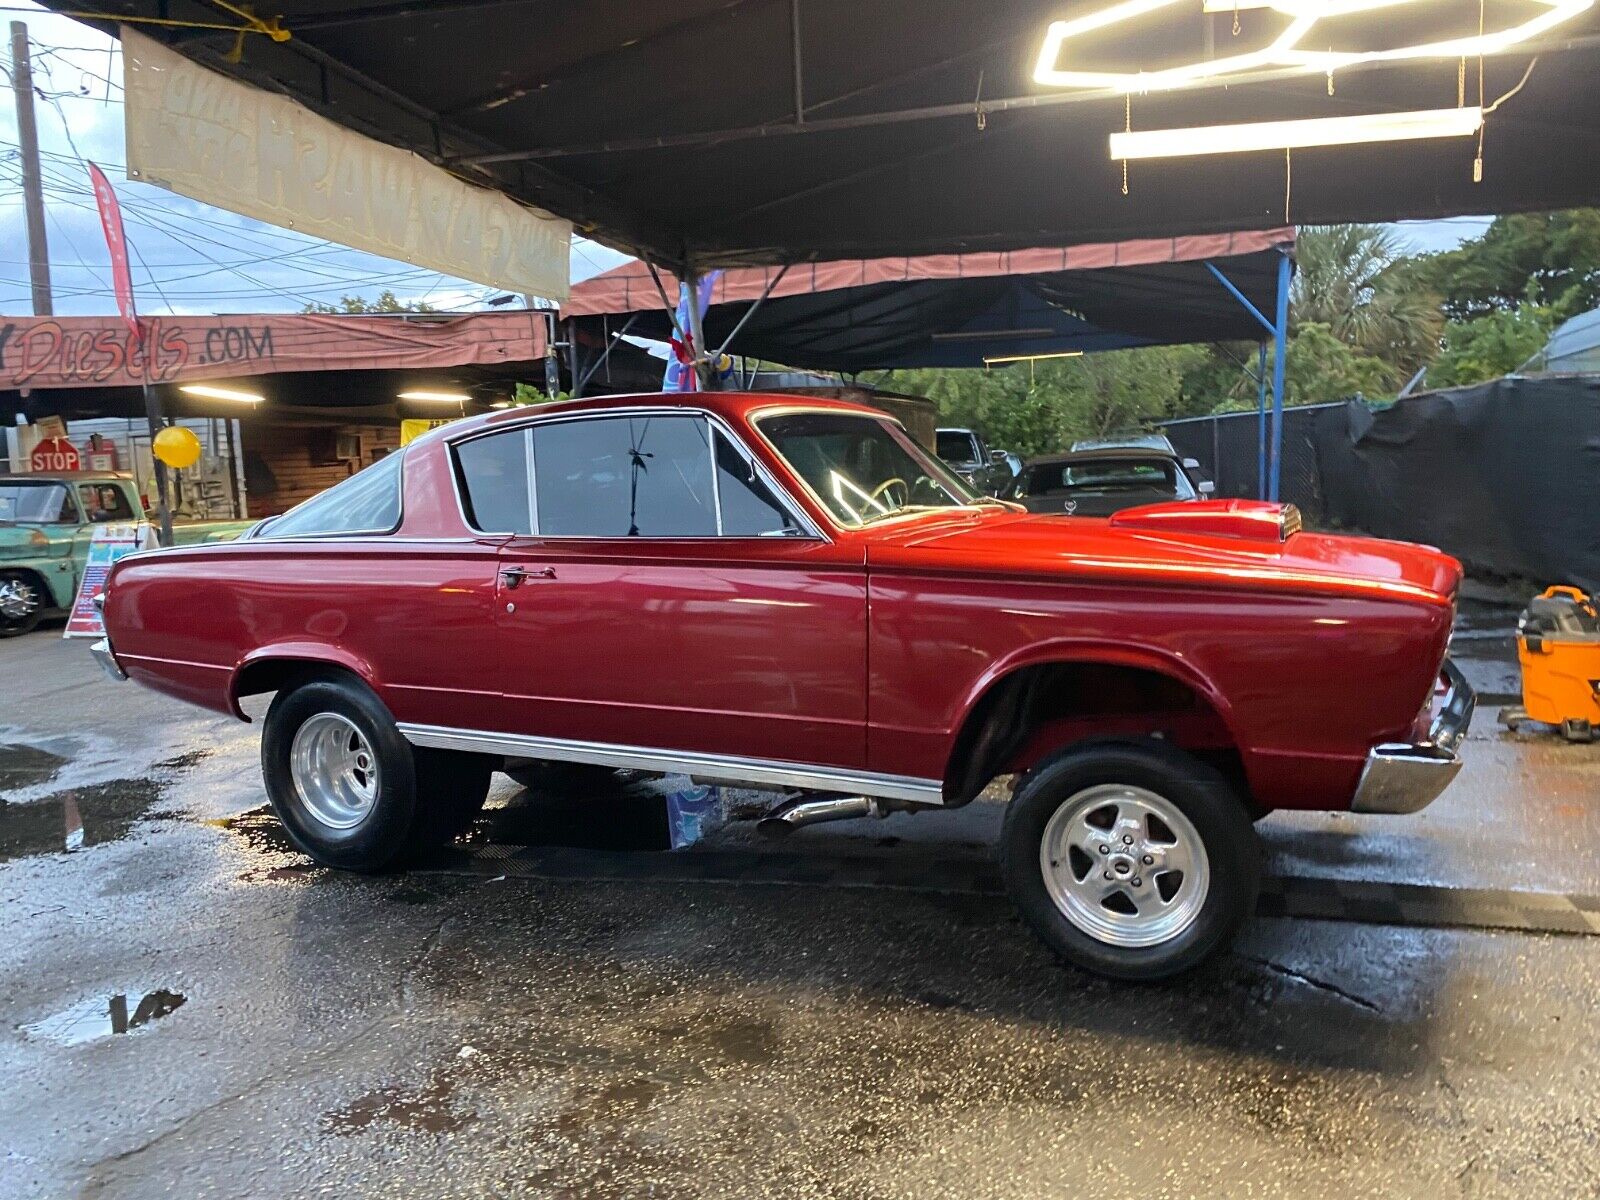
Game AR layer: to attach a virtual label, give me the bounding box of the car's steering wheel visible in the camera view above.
[866,477,909,513]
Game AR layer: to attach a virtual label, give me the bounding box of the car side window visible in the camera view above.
[532,415,716,537]
[714,429,799,536]
[262,451,404,538]
[455,429,532,535]
[78,484,135,522]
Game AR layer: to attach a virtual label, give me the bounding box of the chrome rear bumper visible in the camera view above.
[1351,658,1475,814]
[90,636,127,682]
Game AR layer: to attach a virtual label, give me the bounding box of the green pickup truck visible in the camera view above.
[0,471,254,637]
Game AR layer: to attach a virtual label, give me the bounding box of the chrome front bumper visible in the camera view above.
[90,636,127,682]
[1351,658,1475,814]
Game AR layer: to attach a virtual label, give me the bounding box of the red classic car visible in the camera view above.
[93,393,1473,979]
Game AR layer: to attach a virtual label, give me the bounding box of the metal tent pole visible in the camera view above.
[1204,259,1290,503]
[683,269,711,390]
[576,313,640,394]
[1268,247,1291,502]
[1256,342,1269,501]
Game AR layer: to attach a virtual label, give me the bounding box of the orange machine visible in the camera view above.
[1511,587,1600,741]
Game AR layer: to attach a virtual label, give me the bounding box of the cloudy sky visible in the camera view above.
[0,1,632,318]
[2,2,1489,320]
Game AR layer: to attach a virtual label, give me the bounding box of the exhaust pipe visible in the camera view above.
[758,795,882,837]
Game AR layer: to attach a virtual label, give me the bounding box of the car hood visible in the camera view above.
[864,502,1460,606]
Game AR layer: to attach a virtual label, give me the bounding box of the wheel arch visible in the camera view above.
[941,641,1248,807]
[229,645,383,721]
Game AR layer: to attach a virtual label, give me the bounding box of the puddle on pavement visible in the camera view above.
[0,743,69,795]
[18,988,187,1046]
[0,779,166,863]
[325,1068,476,1136]
[207,807,322,881]
[150,749,213,774]
[209,806,298,854]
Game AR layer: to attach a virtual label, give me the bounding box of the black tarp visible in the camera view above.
[1163,377,1600,592]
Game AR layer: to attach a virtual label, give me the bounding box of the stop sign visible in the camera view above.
[30,437,82,473]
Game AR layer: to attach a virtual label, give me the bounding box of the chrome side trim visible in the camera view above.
[396,723,945,805]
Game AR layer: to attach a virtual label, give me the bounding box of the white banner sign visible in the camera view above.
[121,28,571,302]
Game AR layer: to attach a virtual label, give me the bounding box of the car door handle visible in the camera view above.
[501,566,556,588]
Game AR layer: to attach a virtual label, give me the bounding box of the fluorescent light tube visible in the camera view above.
[983,350,1085,365]
[1110,107,1483,159]
[178,384,264,403]
[397,390,471,402]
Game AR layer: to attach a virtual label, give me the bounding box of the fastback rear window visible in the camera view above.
[260,452,404,538]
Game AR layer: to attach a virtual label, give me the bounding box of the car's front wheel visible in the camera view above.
[0,570,45,638]
[262,676,491,871]
[1000,740,1260,981]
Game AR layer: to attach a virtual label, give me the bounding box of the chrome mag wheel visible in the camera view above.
[0,575,40,621]
[1038,783,1211,949]
[290,712,381,830]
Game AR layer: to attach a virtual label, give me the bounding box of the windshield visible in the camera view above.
[757,411,978,527]
[0,482,77,524]
[935,430,979,463]
[1017,458,1194,500]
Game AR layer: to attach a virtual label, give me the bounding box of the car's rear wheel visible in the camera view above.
[262,676,491,871]
[1000,740,1260,981]
[0,570,45,638]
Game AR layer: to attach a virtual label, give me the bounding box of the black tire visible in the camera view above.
[999,739,1260,982]
[262,676,491,871]
[0,570,45,638]
[505,760,625,794]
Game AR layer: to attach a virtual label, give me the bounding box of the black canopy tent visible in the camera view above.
[566,229,1295,495]
[566,229,1292,372]
[37,0,1600,268]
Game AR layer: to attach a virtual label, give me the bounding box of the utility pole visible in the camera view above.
[10,22,53,315]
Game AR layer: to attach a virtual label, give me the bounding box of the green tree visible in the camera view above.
[1414,210,1600,322]
[1428,305,1555,387]
[301,290,437,314]
[886,344,1208,457]
[1291,224,1442,381]
[512,382,568,406]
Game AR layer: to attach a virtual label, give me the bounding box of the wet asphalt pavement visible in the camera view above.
[3,595,1600,1199]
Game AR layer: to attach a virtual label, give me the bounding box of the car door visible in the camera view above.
[455,410,868,771]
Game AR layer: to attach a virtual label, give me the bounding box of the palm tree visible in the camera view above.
[1291,225,1443,382]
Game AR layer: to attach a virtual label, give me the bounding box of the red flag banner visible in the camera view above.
[87,162,140,343]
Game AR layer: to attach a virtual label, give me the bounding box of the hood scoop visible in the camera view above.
[1108,499,1302,543]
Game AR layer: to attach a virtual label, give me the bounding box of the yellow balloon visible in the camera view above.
[153,425,202,470]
